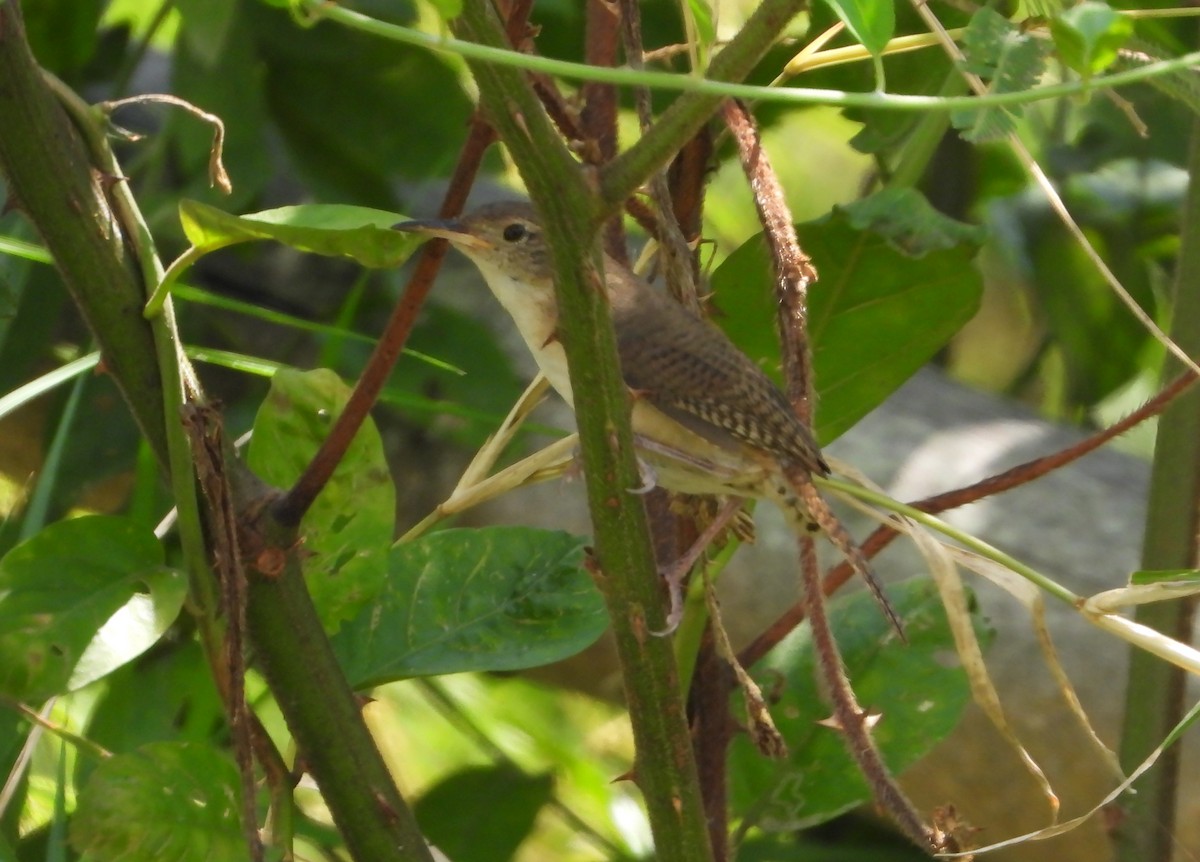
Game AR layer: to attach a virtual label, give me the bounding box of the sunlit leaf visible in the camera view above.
[178,200,420,268]
[817,0,894,57]
[953,8,1048,142]
[1051,1,1132,78]
[0,516,185,702]
[710,199,983,442]
[686,0,716,51]
[1130,569,1200,587]
[423,0,464,20]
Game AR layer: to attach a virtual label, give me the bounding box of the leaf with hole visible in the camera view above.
[332,527,606,688]
[247,367,395,633]
[0,515,185,702]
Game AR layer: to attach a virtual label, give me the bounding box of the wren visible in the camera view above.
[394,201,901,636]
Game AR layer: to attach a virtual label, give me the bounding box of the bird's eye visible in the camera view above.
[502,222,528,243]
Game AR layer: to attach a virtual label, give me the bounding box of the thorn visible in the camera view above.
[95,169,130,193]
[816,707,882,733]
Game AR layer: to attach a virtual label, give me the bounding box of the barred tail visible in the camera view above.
[769,471,906,642]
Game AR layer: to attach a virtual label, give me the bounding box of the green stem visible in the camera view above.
[246,514,433,862]
[0,6,167,465]
[453,4,713,859]
[295,1,1200,113]
[1114,117,1200,862]
[42,70,218,641]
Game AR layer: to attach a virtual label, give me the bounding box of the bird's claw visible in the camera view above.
[650,565,685,637]
[627,457,658,495]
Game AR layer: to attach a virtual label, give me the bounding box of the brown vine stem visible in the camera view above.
[740,369,1199,668]
[801,548,946,854]
[581,0,624,260]
[275,2,535,527]
[719,99,817,421]
[721,96,932,847]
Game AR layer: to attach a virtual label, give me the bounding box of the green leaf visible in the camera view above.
[952,8,1048,142]
[835,189,988,255]
[423,0,464,20]
[21,0,105,77]
[730,578,990,831]
[178,200,421,268]
[332,527,606,689]
[416,766,552,862]
[1051,2,1132,78]
[247,368,395,633]
[1130,569,1200,587]
[710,203,983,443]
[174,0,238,68]
[79,642,226,789]
[1028,216,1153,405]
[171,0,270,209]
[0,516,185,702]
[817,0,894,57]
[245,2,474,206]
[70,742,248,862]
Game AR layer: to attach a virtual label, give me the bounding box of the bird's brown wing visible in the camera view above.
[612,289,829,477]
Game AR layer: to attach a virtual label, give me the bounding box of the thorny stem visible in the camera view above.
[801,552,940,853]
[721,96,933,845]
[453,1,715,857]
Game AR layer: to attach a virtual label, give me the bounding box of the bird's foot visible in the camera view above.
[627,457,659,495]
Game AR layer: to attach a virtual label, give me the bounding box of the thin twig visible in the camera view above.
[101,94,231,193]
[719,99,817,419]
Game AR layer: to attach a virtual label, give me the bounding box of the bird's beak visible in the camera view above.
[392,218,491,249]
